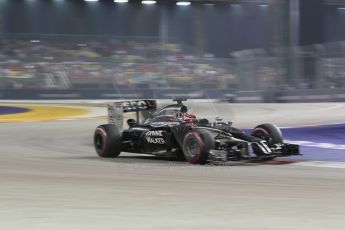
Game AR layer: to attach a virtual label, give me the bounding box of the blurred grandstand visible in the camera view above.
[230,42,345,90]
[1,34,345,93]
[0,35,236,92]
[0,0,345,101]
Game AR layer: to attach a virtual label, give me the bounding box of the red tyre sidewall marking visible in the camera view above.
[253,127,269,136]
[183,131,205,164]
[95,127,107,156]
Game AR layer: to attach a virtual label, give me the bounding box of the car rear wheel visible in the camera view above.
[94,124,122,158]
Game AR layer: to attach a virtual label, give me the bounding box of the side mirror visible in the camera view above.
[215,117,223,122]
[127,119,137,127]
[198,118,209,126]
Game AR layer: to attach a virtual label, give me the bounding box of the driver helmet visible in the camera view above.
[182,112,197,123]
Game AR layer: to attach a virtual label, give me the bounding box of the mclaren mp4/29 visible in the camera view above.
[94,99,300,164]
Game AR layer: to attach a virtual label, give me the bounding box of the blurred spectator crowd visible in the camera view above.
[0,35,236,91]
[1,35,345,92]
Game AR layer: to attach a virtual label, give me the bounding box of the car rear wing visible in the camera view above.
[108,100,157,130]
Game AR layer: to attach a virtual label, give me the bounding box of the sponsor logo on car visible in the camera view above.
[145,130,165,144]
[122,100,149,112]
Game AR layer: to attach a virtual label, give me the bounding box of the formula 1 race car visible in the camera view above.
[93,99,300,164]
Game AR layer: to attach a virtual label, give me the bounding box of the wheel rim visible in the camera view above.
[94,133,104,151]
[185,136,201,158]
[253,130,272,144]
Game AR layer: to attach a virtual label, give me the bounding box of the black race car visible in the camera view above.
[94,99,300,164]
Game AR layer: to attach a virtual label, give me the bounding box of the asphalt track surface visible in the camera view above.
[1,102,345,230]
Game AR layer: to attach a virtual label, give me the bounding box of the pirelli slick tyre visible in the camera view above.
[94,124,122,158]
[182,130,214,165]
[251,123,283,145]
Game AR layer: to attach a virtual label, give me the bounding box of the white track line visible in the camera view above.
[292,161,345,169]
[285,140,345,150]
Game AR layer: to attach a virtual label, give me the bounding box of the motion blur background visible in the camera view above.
[1,0,345,101]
